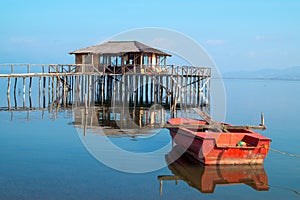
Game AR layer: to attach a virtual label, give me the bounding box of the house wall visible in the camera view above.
[93,54,100,65]
[75,54,82,64]
[82,54,92,64]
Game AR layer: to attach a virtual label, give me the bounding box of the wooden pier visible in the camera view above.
[1,63,211,109]
[0,63,211,130]
[0,41,213,131]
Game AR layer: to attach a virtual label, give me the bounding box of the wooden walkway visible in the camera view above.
[0,63,212,111]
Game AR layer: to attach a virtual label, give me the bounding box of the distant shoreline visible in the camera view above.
[213,77,300,81]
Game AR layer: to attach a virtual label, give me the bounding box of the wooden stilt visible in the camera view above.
[145,75,149,105]
[23,77,26,108]
[63,76,67,107]
[7,77,11,95]
[14,78,17,108]
[7,78,11,109]
[29,77,32,95]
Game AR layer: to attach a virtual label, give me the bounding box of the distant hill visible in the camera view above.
[222,66,300,80]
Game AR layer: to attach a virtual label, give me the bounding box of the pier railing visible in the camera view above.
[0,64,211,77]
[0,63,211,120]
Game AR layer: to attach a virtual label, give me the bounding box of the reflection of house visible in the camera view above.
[73,105,167,131]
[69,41,171,73]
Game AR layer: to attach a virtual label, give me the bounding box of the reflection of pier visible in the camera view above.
[158,145,269,194]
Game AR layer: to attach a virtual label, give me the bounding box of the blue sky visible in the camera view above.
[0,0,299,73]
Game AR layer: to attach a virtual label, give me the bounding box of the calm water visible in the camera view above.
[1,79,300,199]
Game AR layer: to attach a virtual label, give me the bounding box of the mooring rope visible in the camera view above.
[269,147,300,159]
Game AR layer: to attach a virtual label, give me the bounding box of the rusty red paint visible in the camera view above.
[168,118,271,165]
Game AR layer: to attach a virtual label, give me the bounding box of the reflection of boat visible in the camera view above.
[158,145,269,194]
[167,117,271,165]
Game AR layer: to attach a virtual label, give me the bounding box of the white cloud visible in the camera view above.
[255,35,266,41]
[151,37,176,49]
[247,51,256,57]
[205,40,225,46]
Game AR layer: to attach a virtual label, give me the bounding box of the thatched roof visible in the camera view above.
[69,41,171,56]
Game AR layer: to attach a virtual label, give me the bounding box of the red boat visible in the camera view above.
[167,117,271,165]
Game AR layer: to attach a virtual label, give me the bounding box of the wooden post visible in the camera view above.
[56,76,60,105]
[14,78,17,108]
[150,75,153,103]
[38,77,41,108]
[154,75,157,104]
[49,77,54,113]
[87,75,90,108]
[63,76,67,107]
[198,68,201,106]
[119,75,122,103]
[135,74,139,105]
[189,68,192,106]
[7,78,11,109]
[165,75,169,106]
[170,65,174,109]
[29,77,32,95]
[260,112,265,126]
[145,75,149,105]
[124,74,128,104]
[23,77,26,108]
[7,77,11,95]
[29,91,32,108]
[140,75,143,104]
[11,64,14,73]
[160,75,163,104]
[47,66,50,106]
[43,76,46,94]
[101,76,104,105]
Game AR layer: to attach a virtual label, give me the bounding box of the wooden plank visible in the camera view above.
[192,108,216,124]
[163,124,266,130]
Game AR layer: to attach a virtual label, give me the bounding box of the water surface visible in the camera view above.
[1,79,300,199]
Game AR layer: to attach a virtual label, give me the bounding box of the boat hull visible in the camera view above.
[168,118,271,165]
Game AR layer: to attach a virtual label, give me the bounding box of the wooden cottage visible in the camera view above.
[69,41,171,73]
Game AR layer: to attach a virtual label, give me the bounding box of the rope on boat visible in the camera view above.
[269,147,300,159]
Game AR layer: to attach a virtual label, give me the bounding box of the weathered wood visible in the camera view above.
[0,64,212,114]
[29,77,32,94]
[157,175,180,181]
[163,124,267,131]
[23,77,26,107]
[7,77,11,95]
[63,76,67,107]
[14,78,17,108]
[11,64,14,73]
[145,75,149,105]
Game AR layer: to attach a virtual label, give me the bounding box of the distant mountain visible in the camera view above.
[222,66,300,80]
